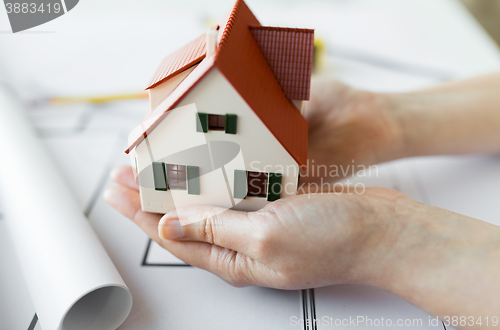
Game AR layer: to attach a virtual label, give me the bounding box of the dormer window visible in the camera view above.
[208,114,225,131]
[196,113,237,134]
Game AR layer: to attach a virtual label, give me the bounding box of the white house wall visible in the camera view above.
[148,65,197,112]
[135,68,300,214]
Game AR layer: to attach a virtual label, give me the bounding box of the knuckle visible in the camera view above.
[225,271,243,285]
[202,217,216,244]
[250,224,274,258]
[197,209,226,245]
[248,208,283,258]
[210,247,252,287]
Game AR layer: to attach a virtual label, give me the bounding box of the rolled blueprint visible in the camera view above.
[0,82,132,330]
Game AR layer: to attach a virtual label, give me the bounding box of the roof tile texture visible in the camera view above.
[145,33,206,90]
[214,0,308,166]
[250,26,314,100]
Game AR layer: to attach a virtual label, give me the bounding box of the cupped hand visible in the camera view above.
[104,166,419,290]
[304,78,404,183]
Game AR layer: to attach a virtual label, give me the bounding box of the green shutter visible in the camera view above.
[297,171,300,191]
[187,166,200,195]
[225,114,237,134]
[196,113,208,132]
[152,162,168,191]
[234,170,247,199]
[267,172,282,201]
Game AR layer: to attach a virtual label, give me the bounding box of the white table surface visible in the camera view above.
[1,1,499,329]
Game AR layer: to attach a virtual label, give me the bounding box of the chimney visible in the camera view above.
[206,30,218,57]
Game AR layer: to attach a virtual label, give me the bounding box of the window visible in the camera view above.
[233,170,282,201]
[247,171,268,197]
[196,113,237,134]
[208,114,225,131]
[166,164,187,190]
[152,162,199,194]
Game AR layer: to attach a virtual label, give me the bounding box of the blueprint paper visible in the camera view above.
[0,86,132,330]
[1,0,500,329]
[0,44,491,330]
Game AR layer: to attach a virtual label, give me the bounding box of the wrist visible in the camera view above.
[362,91,410,163]
[346,193,454,290]
[351,90,408,164]
[340,190,429,288]
[386,88,491,158]
[369,200,500,318]
[384,92,431,159]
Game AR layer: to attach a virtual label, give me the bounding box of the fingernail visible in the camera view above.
[158,213,184,240]
[103,188,117,205]
[109,167,120,181]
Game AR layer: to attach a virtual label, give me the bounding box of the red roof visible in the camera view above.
[127,0,310,167]
[145,33,206,90]
[250,26,314,100]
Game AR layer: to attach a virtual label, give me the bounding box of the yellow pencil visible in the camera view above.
[49,92,149,105]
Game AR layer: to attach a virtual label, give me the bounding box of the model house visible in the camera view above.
[126,0,313,214]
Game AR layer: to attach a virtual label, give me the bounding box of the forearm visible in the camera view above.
[389,72,500,158]
[372,203,500,329]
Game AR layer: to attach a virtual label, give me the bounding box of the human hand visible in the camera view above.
[105,166,414,289]
[304,78,403,183]
[304,73,500,184]
[105,166,500,328]
[105,72,500,329]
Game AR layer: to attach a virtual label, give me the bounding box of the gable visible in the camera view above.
[127,0,309,167]
[214,0,308,166]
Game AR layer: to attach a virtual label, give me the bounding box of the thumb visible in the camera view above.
[158,205,262,255]
[157,206,285,287]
